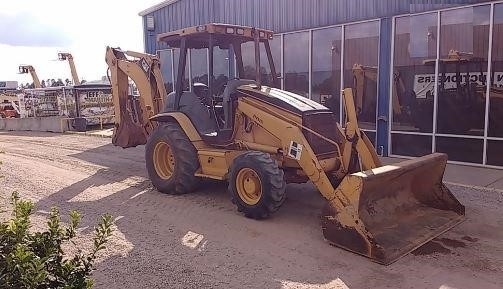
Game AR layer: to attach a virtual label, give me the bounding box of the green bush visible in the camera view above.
[0,192,113,289]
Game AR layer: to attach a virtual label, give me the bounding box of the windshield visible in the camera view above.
[241,41,277,87]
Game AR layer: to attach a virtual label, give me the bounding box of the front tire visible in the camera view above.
[145,123,199,194]
[229,151,286,219]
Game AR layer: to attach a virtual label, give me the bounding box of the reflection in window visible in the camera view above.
[267,37,281,88]
[344,21,379,130]
[191,48,208,86]
[284,32,309,97]
[173,49,190,91]
[391,134,432,157]
[437,6,490,136]
[489,4,503,138]
[436,136,483,163]
[213,46,231,96]
[158,50,174,93]
[487,140,503,166]
[312,27,342,117]
[364,131,376,147]
[392,13,437,133]
[242,41,278,87]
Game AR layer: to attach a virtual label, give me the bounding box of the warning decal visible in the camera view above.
[288,141,303,160]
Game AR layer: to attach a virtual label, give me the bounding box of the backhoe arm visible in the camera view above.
[341,87,381,172]
[18,65,41,88]
[105,46,166,148]
[352,64,377,115]
[58,53,80,85]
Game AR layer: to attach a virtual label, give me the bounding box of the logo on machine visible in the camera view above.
[140,58,150,74]
[252,114,263,124]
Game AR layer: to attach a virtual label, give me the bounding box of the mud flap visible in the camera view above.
[321,153,465,265]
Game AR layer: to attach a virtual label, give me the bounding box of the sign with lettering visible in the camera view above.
[413,72,503,98]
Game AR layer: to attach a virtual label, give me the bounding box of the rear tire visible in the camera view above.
[145,123,199,194]
[229,151,286,219]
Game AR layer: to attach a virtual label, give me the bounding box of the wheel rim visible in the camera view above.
[153,141,175,179]
[236,168,262,205]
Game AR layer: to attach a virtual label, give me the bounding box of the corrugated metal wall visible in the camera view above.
[143,0,491,53]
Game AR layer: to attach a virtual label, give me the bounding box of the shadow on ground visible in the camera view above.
[0,130,63,138]
[33,144,503,289]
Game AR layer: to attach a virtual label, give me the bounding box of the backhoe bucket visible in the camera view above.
[112,119,147,148]
[321,153,465,265]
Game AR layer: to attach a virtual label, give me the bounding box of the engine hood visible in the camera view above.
[237,85,330,115]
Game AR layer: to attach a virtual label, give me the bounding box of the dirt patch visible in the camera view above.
[437,238,466,248]
[411,241,451,255]
[2,131,503,289]
[462,236,479,242]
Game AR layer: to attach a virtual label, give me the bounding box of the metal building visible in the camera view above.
[139,0,503,168]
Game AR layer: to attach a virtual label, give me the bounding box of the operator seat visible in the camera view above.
[164,91,217,135]
[222,79,257,129]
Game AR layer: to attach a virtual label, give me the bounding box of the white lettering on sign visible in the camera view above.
[413,72,503,99]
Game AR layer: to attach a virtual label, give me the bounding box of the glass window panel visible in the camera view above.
[158,50,174,94]
[213,46,231,96]
[437,6,490,136]
[391,134,432,157]
[362,131,376,147]
[173,49,190,91]
[242,41,279,87]
[284,32,309,97]
[312,26,342,117]
[266,37,281,88]
[241,41,256,79]
[489,4,503,138]
[487,140,503,166]
[269,36,281,72]
[392,13,437,133]
[344,21,379,130]
[190,48,208,86]
[435,136,483,163]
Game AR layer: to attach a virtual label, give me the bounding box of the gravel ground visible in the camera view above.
[1,131,502,289]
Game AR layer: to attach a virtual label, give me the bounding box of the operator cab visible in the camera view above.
[158,23,279,145]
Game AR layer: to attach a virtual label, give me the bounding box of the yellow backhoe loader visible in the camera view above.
[18,65,42,88]
[105,23,465,265]
[58,52,80,85]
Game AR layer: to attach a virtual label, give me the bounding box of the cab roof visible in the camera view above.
[157,23,274,49]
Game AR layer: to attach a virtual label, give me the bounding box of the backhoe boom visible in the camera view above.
[105,46,166,148]
[18,65,41,88]
[58,53,80,85]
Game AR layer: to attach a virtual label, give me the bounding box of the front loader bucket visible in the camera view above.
[321,153,465,265]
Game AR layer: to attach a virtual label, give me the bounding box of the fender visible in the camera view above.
[150,112,202,142]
